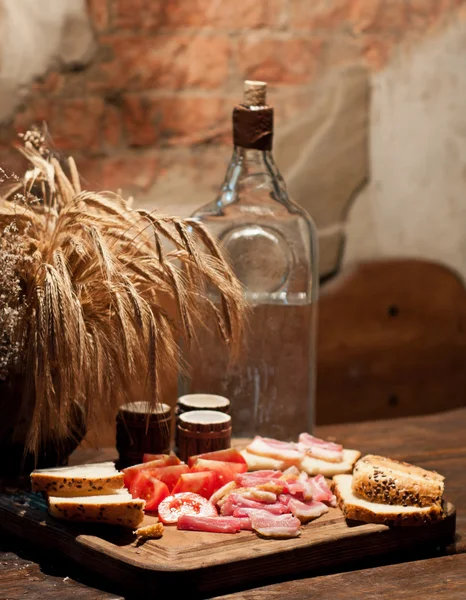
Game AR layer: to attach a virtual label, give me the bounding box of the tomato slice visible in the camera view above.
[130,472,170,512]
[158,492,218,524]
[171,471,217,499]
[187,448,247,468]
[190,458,247,491]
[144,464,190,492]
[123,455,182,489]
[143,453,182,464]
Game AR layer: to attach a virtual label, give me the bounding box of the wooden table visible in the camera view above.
[1,408,465,599]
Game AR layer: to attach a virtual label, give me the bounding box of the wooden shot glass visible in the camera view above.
[176,409,232,463]
[116,401,171,468]
[175,394,230,452]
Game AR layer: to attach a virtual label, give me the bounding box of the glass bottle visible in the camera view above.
[183,81,318,441]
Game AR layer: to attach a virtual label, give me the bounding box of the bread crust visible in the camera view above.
[31,473,124,496]
[352,455,444,508]
[48,498,145,528]
[333,480,443,526]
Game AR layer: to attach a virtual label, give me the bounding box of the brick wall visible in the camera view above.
[0,0,463,206]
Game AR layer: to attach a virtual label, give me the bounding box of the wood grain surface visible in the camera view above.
[216,554,466,600]
[317,260,466,424]
[2,408,466,599]
[0,491,455,597]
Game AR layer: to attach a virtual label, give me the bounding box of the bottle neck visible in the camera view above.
[217,146,290,209]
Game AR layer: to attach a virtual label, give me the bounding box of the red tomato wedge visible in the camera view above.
[143,453,177,463]
[130,472,170,512]
[190,458,247,491]
[158,492,217,524]
[171,471,217,499]
[123,455,182,488]
[187,448,247,468]
[143,464,190,492]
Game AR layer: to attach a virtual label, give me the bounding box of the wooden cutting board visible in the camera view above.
[0,491,456,597]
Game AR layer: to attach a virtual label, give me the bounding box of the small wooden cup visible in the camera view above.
[116,401,171,468]
[176,410,232,463]
[175,394,230,452]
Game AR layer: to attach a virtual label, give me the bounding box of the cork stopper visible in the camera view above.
[244,80,267,107]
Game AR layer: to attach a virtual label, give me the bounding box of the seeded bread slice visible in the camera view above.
[48,493,145,528]
[31,462,124,496]
[352,455,444,508]
[333,474,443,526]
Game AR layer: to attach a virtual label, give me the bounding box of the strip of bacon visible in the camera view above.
[281,466,300,477]
[177,514,250,534]
[221,494,284,515]
[247,437,303,462]
[250,511,301,539]
[309,474,337,506]
[236,472,284,488]
[288,498,329,523]
[298,433,343,463]
[233,505,288,518]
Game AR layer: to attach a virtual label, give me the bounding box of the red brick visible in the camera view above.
[30,72,64,95]
[113,0,148,28]
[13,99,54,135]
[87,0,110,31]
[160,0,277,28]
[78,154,159,194]
[351,0,408,33]
[349,0,381,33]
[122,95,158,147]
[289,0,350,31]
[362,34,398,70]
[154,97,230,141]
[102,104,122,148]
[238,36,324,85]
[51,98,105,151]
[102,34,231,91]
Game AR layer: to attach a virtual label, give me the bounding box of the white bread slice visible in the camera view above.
[48,493,145,528]
[31,462,124,497]
[352,454,444,507]
[300,449,361,476]
[241,448,361,476]
[333,474,443,526]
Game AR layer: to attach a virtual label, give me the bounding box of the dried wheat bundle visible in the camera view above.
[0,128,245,454]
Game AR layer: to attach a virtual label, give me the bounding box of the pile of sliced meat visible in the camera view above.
[123,437,340,539]
[199,468,336,538]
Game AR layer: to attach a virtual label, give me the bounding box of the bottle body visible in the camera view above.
[181,146,318,441]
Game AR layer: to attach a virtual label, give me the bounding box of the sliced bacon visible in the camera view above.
[298,433,343,463]
[309,474,337,506]
[281,465,300,477]
[233,504,288,518]
[221,494,284,515]
[287,480,307,496]
[237,470,283,481]
[288,498,329,523]
[250,511,301,539]
[297,471,313,501]
[247,437,303,462]
[236,471,284,488]
[177,514,250,534]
